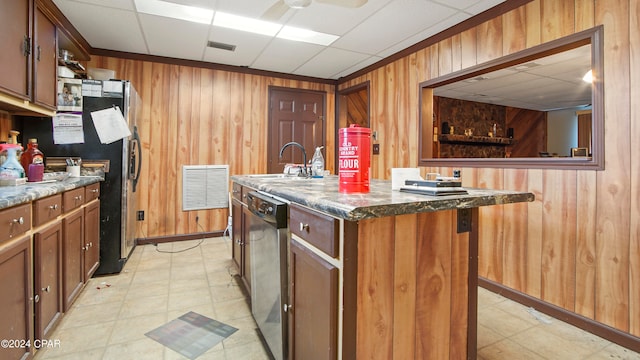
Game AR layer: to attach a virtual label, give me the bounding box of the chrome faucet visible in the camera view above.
[279,141,308,176]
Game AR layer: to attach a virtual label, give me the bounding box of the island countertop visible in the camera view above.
[231,174,534,221]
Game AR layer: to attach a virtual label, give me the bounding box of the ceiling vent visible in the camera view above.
[207,41,236,52]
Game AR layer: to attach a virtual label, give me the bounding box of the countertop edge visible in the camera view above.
[0,176,104,210]
[232,175,534,221]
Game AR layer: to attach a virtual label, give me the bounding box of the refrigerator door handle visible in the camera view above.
[131,125,142,193]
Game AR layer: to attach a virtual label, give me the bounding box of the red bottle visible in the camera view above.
[20,138,45,182]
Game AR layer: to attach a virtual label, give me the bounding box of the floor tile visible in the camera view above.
[33,237,640,360]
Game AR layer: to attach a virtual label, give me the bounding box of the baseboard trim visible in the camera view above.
[479,277,640,353]
[136,230,225,246]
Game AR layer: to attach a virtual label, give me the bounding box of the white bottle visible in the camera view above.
[311,146,325,178]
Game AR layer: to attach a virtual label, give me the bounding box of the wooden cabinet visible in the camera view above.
[0,234,34,360]
[33,221,62,341]
[0,0,57,110]
[83,200,100,281]
[289,239,338,360]
[0,0,31,99]
[289,204,339,360]
[33,3,57,109]
[1,203,32,244]
[231,183,253,293]
[62,207,84,311]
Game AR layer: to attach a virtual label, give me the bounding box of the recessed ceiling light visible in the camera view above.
[135,0,213,24]
[213,12,282,37]
[277,26,339,46]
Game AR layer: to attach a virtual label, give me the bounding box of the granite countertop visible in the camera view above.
[231,174,534,221]
[0,169,104,210]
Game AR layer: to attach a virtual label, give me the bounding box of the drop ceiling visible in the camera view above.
[52,0,508,80]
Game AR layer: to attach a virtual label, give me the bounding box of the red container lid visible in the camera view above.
[340,124,371,134]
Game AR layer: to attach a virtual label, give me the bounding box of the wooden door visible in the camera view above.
[268,88,325,174]
[0,0,31,99]
[289,239,338,360]
[0,235,33,360]
[34,222,63,340]
[83,200,100,281]
[62,208,84,311]
[33,4,57,109]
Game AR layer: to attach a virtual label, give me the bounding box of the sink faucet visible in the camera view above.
[279,141,308,176]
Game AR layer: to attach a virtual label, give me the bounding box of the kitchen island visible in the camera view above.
[231,174,533,360]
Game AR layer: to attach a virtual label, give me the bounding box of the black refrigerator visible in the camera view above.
[21,79,141,275]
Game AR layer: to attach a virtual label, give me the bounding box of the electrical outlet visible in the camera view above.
[372,143,380,155]
[137,210,144,221]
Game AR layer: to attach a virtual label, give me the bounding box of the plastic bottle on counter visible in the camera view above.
[311,146,325,178]
[0,144,25,180]
[20,138,45,182]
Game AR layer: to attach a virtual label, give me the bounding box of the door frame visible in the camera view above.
[335,81,370,170]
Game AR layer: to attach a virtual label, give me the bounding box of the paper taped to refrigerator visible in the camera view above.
[90,106,131,144]
[52,113,85,144]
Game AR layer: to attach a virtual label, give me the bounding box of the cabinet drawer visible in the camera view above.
[290,203,339,258]
[63,188,85,212]
[0,204,32,244]
[33,194,62,227]
[85,183,100,201]
[232,183,242,201]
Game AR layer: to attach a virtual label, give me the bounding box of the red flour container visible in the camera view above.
[339,125,371,193]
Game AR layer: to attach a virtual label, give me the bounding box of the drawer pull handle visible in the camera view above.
[283,304,292,312]
[34,295,40,303]
[42,286,50,293]
[49,204,58,210]
[74,195,82,201]
[12,217,25,225]
[299,222,309,232]
[91,189,99,193]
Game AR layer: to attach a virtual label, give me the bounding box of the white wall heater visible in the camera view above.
[182,165,229,211]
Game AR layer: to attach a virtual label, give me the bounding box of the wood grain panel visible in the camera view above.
[356,217,395,359]
[629,0,640,338]
[477,167,504,282]
[415,210,453,359]
[575,170,597,318]
[526,168,543,298]
[502,169,528,291]
[541,0,575,41]
[594,0,631,331]
[502,5,527,54]
[541,169,577,310]
[475,17,503,63]
[449,210,470,360]
[87,57,334,239]
[392,214,417,360]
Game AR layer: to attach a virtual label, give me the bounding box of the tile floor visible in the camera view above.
[34,237,640,360]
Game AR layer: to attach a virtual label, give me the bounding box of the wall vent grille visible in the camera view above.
[182,165,229,211]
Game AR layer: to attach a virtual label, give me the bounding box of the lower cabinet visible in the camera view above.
[33,222,63,341]
[0,235,34,360]
[289,239,338,360]
[62,208,84,312]
[83,200,100,281]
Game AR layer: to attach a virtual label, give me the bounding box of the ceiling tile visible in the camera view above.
[294,47,372,79]
[252,38,324,74]
[138,14,210,60]
[203,27,273,67]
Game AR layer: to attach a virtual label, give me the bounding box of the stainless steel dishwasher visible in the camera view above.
[246,191,289,360]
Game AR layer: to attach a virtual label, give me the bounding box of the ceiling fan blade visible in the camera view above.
[261,0,290,20]
[316,0,367,8]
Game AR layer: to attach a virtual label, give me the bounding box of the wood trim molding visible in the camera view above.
[136,230,225,246]
[479,278,640,354]
[338,0,534,83]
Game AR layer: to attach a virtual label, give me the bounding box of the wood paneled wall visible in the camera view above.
[340,0,640,339]
[86,56,335,239]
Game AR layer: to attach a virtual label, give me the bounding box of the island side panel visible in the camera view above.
[393,214,418,360]
[354,209,474,360]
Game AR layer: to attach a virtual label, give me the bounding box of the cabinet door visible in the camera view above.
[0,235,34,360]
[289,239,338,360]
[83,200,100,281]
[231,198,243,272]
[34,221,63,341]
[0,0,31,99]
[33,4,57,109]
[62,208,84,311]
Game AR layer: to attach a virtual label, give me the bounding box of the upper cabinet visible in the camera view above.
[0,0,89,116]
[0,0,32,100]
[33,3,58,109]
